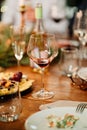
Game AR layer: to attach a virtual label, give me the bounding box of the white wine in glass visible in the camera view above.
[12,41,25,66]
[73,10,87,60]
[11,26,26,66]
[27,33,58,99]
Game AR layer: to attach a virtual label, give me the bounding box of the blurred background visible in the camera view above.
[0,0,87,68]
[0,0,81,36]
[0,0,87,37]
[0,0,86,37]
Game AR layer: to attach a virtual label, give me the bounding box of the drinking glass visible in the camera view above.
[11,26,26,66]
[27,33,58,99]
[73,10,87,60]
[61,45,79,77]
[0,82,22,122]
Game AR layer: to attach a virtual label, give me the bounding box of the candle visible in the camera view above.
[19,0,26,13]
[76,10,82,29]
[19,0,25,6]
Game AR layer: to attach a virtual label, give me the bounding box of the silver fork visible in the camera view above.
[76,103,87,113]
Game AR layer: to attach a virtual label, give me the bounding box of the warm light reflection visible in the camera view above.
[1,5,7,13]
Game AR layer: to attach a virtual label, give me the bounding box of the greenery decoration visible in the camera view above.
[0,22,60,69]
[0,23,30,68]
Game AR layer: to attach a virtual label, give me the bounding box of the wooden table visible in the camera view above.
[0,63,87,130]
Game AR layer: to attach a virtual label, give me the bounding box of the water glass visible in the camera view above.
[61,45,79,77]
[0,82,22,122]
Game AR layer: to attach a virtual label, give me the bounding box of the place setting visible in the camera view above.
[24,100,87,130]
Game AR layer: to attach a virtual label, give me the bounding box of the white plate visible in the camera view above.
[25,107,87,130]
[77,67,87,81]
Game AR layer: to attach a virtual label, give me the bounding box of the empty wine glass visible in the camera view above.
[27,33,58,99]
[73,10,87,60]
[11,26,26,66]
[61,45,79,77]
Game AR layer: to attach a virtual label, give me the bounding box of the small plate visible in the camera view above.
[77,67,87,81]
[71,69,87,90]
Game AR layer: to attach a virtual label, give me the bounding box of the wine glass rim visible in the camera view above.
[61,45,78,52]
[30,33,55,39]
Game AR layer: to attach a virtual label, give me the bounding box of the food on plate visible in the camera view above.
[0,72,34,96]
[9,72,23,82]
[47,113,79,128]
[0,79,18,96]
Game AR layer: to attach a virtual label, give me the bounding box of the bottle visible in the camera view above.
[30,3,46,72]
[32,3,45,34]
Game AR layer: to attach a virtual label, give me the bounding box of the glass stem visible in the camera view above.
[81,42,85,59]
[79,41,85,67]
[17,60,20,66]
[41,68,45,91]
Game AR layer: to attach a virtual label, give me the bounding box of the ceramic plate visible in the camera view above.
[77,67,87,81]
[25,107,87,130]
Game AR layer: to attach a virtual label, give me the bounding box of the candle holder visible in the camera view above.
[20,5,26,27]
[17,4,26,49]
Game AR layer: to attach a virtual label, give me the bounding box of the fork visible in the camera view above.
[76,103,87,113]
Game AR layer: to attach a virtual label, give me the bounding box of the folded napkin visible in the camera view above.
[39,100,86,110]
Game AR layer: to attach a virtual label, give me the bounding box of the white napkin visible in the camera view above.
[39,100,86,110]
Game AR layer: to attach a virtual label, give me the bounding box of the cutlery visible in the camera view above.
[76,103,87,113]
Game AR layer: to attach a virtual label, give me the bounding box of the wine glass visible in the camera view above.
[73,10,87,61]
[11,26,26,66]
[27,33,58,99]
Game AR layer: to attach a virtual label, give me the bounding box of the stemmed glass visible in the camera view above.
[11,26,26,66]
[73,10,87,60]
[27,33,58,99]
